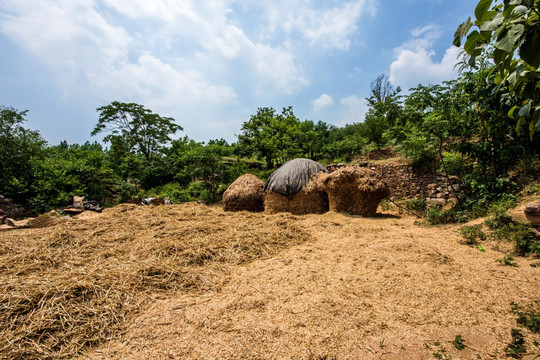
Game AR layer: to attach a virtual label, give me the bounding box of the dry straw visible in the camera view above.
[323,166,390,216]
[265,172,329,215]
[0,203,309,359]
[222,174,264,212]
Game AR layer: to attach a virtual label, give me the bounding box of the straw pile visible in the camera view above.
[323,166,390,216]
[222,174,264,212]
[265,172,329,215]
[0,203,309,359]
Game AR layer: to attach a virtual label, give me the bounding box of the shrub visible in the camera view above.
[427,207,468,225]
[405,197,427,213]
[458,224,486,245]
[512,302,540,334]
[485,198,539,255]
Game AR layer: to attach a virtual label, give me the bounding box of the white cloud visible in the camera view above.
[254,0,377,51]
[339,95,368,125]
[297,1,376,50]
[312,94,334,112]
[389,24,459,91]
[90,53,237,106]
[254,44,310,94]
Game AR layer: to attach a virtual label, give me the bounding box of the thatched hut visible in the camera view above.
[222,174,264,212]
[264,158,329,215]
[323,166,390,216]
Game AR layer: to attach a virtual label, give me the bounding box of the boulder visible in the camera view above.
[524,203,540,226]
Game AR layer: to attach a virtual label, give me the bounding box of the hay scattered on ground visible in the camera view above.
[265,173,329,215]
[0,203,309,360]
[323,166,390,216]
[222,174,264,212]
[82,210,540,360]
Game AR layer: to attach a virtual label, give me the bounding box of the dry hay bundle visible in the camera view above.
[265,172,329,215]
[222,174,264,212]
[0,203,309,359]
[323,166,390,216]
[25,213,64,228]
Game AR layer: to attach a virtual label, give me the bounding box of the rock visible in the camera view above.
[525,203,540,215]
[524,203,540,226]
[427,198,446,207]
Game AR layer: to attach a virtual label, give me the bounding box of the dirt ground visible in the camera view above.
[78,206,540,360]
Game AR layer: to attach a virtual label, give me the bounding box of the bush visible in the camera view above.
[485,198,539,255]
[458,224,486,245]
[427,207,468,225]
[405,197,427,213]
[115,180,143,203]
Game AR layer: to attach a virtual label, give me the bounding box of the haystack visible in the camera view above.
[223,174,264,212]
[264,159,328,215]
[323,166,390,216]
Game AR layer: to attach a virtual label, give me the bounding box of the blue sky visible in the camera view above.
[0,0,475,146]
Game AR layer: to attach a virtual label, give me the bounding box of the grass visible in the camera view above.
[496,255,518,266]
[505,329,526,358]
[512,302,540,334]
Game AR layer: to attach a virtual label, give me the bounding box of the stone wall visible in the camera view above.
[327,163,462,205]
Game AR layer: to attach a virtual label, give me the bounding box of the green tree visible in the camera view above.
[237,107,302,168]
[454,0,540,136]
[168,138,241,202]
[361,74,402,149]
[29,142,116,212]
[0,106,46,201]
[93,102,182,161]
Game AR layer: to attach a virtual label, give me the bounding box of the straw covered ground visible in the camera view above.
[1,202,539,359]
[0,203,308,359]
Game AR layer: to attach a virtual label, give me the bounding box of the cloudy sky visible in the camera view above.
[0,0,474,145]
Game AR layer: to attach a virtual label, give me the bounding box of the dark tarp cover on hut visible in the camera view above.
[263,158,328,197]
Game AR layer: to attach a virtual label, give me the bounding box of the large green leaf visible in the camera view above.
[495,24,524,52]
[518,101,531,117]
[480,12,504,31]
[453,18,472,47]
[465,30,482,54]
[520,32,540,68]
[475,0,494,20]
[512,5,528,15]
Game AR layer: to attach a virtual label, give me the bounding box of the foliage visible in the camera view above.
[405,197,427,213]
[28,142,116,213]
[512,302,540,333]
[362,74,402,149]
[427,207,469,225]
[0,106,46,202]
[452,334,467,350]
[454,0,540,137]
[496,254,518,266]
[485,198,539,255]
[505,328,527,358]
[237,107,301,169]
[93,102,182,161]
[458,224,487,245]
[168,138,246,202]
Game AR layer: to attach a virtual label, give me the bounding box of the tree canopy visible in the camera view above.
[454,0,540,136]
[92,102,183,161]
